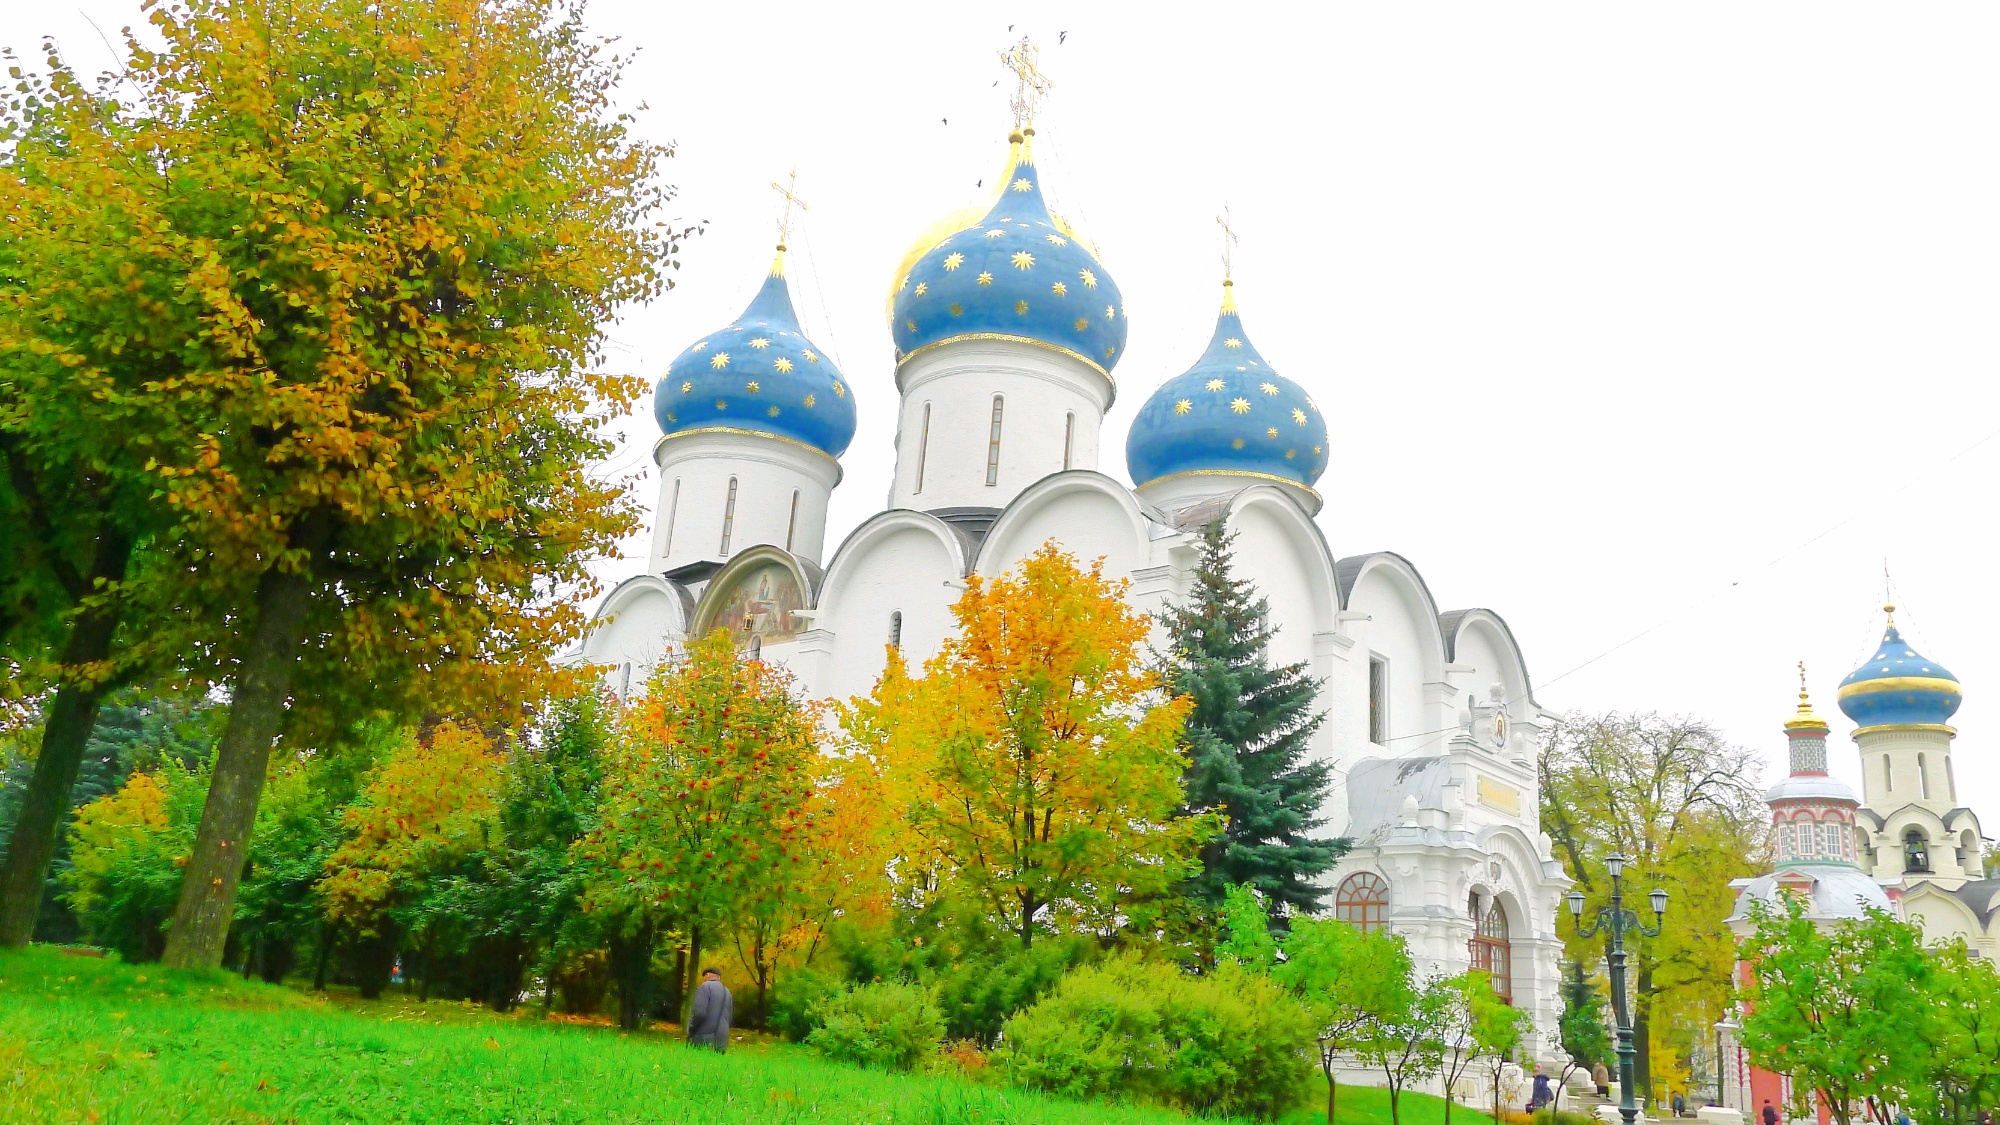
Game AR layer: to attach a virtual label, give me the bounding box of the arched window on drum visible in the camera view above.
[1335,872,1389,934]
[1470,901,1512,1005]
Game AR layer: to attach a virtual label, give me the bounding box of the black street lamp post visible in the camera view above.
[1567,854,1668,1125]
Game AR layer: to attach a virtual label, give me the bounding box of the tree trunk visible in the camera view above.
[0,531,130,947]
[681,924,703,1027]
[1324,1051,1338,1125]
[162,552,319,970]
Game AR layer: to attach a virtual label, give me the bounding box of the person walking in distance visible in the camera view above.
[1762,1100,1779,1125]
[687,967,732,1051]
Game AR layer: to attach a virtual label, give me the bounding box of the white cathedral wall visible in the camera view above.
[650,432,839,572]
[814,517,965,705]
[578,578,687,697]
[1345,567,1447,765]
[978,473,1158,589]
[887,340,1112,512]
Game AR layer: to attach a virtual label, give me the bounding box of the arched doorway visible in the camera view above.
[1470,901,1512,1004]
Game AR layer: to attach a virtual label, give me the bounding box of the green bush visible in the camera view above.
[805,980,947,1072]
[996,956,1315,1119]
[935,936,1091,1047]
[769,967,844,1042]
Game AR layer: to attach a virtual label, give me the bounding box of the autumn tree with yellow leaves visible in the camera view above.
[841,543,1209,950]
[0,0,688,968]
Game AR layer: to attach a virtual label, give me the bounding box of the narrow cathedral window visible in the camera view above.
[1779,824,1794,860]
[748,635,762,662]
[915,402,932,494]
[1335,872,1389,933]
[1368,657,1389,745]
[986,396,1005,486]
[1063,412,1075,470]
[720,477,738,555]
[1883,755,1893,793]
[619,662,632,698]
[889,611,903,651]
[786,490,800,552]
[1917,753,1930,799]
[663,478,681,559]
[1946,757,1956,802]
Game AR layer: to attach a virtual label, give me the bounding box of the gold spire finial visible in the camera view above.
[1884,602,1896,627]
[1216,203,1239,283]
[770,169,809,262]
[1000,37,1052,131]
[1785,661,1827,731]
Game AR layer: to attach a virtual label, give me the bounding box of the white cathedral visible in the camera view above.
[578,116,1573,1058]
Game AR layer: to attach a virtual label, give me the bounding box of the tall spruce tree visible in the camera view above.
[1158,518,1344,918]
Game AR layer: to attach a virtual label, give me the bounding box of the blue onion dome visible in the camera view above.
[656,250,857,460]
[1125,280,1329,494]
[1837,604,1962,728]
[889,131,1127,378]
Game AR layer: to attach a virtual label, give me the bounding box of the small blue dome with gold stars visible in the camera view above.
[656,252,856,460]
[890,133,1127,377]
[1125,281,1328,495]
[1837,606,1962,729]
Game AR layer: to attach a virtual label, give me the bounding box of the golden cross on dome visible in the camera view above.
[1000,37,1053,129]
[770,169,809,250]
[1216,204,1239,281]
[1797,660,1808,694]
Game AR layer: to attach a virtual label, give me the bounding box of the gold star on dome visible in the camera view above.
[767,405,780,417]
[1013,177,1033,192]
[977,271,993,286]
[1045,233,1067,247]
[691,341,708,352]
[1266,427,1279,438]
[1259,382,1278,395]
[1080,269,1098,288]
[1312,445,1322,455]
[832,381,845,397]
[710,353,730,369]
[914,282,928,296]
[1231,438,1244,449]
[1230,398,1251,414]
[802,350,818,362]
[1012,251,1035,270]
[749,338,769,349]
[1052,281,1067,296]
[949,303,964,316]
[1285,449,1296,459]
[1174,399,1191,415]
[745,381,760,393]
[680,381,692,394]
[1074,317,1089,331]
[715,399,728,410]
[1292,408,1307,425]
[1104,345,1116,358]
[905,319,917,332]
[897,277,907,291]
[1224,337,1243,349]
[803,394,816,408]
[773,357,793,373]
[666,412,677,423]
[984,228,1006,239]
[1015,299,1029,315]
[1206,379,1226,392]
[1104,305,1115,319]
[943,252,964,271]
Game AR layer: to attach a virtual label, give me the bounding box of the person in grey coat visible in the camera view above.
[687,967,732,1051]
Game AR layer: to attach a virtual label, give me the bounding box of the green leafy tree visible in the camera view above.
[1916,942,2000,1125]
[1736,899,1933,1125]
[1357,972,1447,1125]
[574,631,822,1030]
[0,0,681,970]
[1539,713,1765,1094]
[1156,519,1342,919]
[1474,978,1537,1123]
[1553,960,1612,1096]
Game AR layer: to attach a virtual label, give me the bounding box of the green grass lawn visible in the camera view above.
[0,946,1498,1125]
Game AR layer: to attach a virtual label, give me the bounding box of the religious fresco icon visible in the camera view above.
[708,561,805,648]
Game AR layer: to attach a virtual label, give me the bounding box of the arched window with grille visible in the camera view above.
[1335,872,1389,933]
[748,634,762,662]
[1470,902,1512,1004]
[889,611,903,651]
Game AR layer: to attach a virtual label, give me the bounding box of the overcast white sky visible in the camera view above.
[8,2,1996,824]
